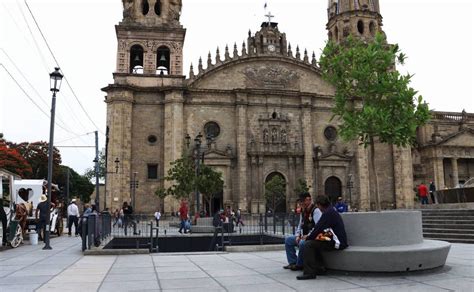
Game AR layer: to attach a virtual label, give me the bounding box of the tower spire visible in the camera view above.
[327,0,384,43]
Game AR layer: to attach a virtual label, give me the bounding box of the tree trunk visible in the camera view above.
[369,136,381,212]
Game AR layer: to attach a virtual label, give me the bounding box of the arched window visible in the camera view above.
[130,45,144,74]
[154,0,161,16]
[141,0,149,15]
[369,21,376,36]
[156,46,170,75]
[357,20,365,35]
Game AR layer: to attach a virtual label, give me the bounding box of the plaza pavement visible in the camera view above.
[0,235,473,292]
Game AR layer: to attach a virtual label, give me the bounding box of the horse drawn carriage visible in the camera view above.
[1,177,64,248]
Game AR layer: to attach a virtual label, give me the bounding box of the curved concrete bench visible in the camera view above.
[321,211,451,272]
[191,217,215,233]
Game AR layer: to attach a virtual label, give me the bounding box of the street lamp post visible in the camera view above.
[104,157,120,211]
[185,132,205,215]
[347,174,353,210]
[44,67,63,250]
[130,172,139,210]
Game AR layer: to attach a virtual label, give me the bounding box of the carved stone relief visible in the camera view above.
[242,66,299,89]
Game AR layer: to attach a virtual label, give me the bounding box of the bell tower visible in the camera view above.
[326,0,384,43]
[116,0,185,75]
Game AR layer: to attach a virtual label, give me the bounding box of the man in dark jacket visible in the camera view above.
[296,195,348,280]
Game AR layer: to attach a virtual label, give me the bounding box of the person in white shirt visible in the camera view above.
[67,199,80,236]
[154,210,161,227]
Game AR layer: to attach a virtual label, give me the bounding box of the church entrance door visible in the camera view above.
[208,190,223,216]
[325,176,342,204]
[264,172,287,214]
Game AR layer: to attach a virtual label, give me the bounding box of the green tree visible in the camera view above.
[84,151,106,181]
[294,178,309,196]
[56,166,94,203]
[319,33,430,211]
[156,155,195,200]
[8,141,61,179]
[197,165,224,212]
[156,154,224,212]
[265,175,286,213]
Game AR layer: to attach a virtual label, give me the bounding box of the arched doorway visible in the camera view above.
[210,190,223,216]
[265,172,287,213]
[325,176,342,204]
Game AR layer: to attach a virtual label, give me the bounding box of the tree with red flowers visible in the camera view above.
[0,139,32,178]
[7,141,61,179]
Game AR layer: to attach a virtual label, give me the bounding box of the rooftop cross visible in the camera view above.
[265,11,274,25]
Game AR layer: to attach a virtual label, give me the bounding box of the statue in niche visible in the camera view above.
[281,129,287,143]
[122,0,135,21]
[263,129,269,143]
[271,128,278,143]
[168,0,182,22]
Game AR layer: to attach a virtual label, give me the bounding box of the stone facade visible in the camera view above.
[413,111,474,193]
[103,0,474,214]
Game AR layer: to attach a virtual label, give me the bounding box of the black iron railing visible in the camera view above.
[82,212,300,252]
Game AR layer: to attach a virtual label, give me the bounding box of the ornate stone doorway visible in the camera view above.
[325,176,342,204]
[207,190,223,216]
[265,172,287,213]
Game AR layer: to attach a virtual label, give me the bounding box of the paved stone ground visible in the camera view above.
[0,236,473,291]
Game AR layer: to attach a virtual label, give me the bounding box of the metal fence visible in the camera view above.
[81,212,300,252]
[81,212,112,251]
[434,187,474,204]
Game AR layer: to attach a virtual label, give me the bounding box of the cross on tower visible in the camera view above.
[265,11,274,25]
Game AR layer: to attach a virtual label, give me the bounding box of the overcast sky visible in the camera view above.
[1,0,473,177]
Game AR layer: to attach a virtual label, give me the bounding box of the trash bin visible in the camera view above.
[29,231,38,245]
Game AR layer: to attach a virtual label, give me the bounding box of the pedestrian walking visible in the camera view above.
[154,210,161,227]
[429,181,437,204]
[418,183,429,205]
[178,199,188,234]
[35,194,49,241]
[67,199,80,236]
[122,202,137,235]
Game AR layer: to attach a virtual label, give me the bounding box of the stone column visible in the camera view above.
[356,144,371,211]
[433,157,445,190]
[258,156,264,213]
[392,146,414,209]
[235,93,248,210]
[287,156,295,210]
[451,158,459,188]
[105,90,134,211]
[300,97,314,193]
[222,166,232,207]
[163,90,184,214]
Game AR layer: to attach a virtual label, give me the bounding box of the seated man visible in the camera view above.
[335,197,348,213]
[297,195,348,280]
[283,192,322,271]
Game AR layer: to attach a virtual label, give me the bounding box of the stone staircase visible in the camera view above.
[422,209,474,244]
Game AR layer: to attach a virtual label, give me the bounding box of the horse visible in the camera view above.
[14,202,32,236]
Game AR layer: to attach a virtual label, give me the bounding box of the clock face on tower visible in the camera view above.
[268,44,276,52]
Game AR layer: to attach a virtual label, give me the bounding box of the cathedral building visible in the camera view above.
[103,0,474,214]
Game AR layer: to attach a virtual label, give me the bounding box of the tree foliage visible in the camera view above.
[319,33,430,211]
[197,165,224,207]
[0,140,32,178]
[265,175,286,212]
[84,151,106,181]
[56,166,94,203]
[294,178,309,196]
[156,154,224,211]
[7,141,62,179]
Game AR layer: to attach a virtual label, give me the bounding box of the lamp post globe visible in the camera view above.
[44,67,63,250]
